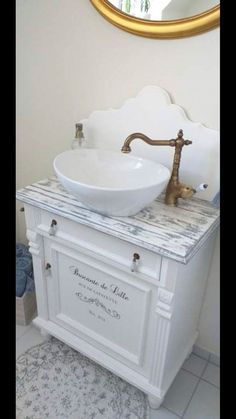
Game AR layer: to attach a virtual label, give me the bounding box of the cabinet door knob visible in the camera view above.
[19,207,25,212]
[131,253,140,272]
[49,219,57,236]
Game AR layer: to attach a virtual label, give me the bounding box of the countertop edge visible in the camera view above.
[16,192,219,265]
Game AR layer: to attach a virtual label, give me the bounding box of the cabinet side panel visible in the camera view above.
[24,205,49,320]
[160,232,217,393]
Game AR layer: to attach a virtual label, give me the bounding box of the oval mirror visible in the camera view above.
[90,0,220,39]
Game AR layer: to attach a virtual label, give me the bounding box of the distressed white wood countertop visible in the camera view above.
[16,177,219,264]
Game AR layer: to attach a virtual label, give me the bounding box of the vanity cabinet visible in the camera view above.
[16,178,219,408]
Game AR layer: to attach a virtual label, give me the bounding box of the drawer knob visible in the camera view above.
[45,262,51,276]
[49,219,57,236]
[19,207,25,212]
[131,253,140,272]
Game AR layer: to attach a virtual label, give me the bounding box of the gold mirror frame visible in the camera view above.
[90,0,220,39]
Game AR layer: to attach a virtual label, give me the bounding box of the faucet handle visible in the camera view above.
[177,129,192,146]
[184,140,192,145]
[195,183,208,192]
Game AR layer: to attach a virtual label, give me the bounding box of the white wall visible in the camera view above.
[197,232,220,355]
[16,0,220,356]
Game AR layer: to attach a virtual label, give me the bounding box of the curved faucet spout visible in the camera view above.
[121,129,194,206]
[121,132,176,153]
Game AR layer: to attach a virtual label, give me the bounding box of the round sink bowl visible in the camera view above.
[53,149,170,216]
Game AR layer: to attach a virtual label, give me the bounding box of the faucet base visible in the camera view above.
[165,182,196,206]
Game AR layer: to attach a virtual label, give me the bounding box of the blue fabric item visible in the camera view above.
[16,269,28,297]
[16,243,30,258]
[16,256,33,273]
[16,243,35,297]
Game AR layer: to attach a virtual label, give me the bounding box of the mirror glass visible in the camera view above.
[108,0,219,21]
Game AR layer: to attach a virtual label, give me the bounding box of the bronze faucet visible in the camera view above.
[121,129,196,206]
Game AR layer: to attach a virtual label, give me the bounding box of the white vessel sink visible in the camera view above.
[53,149,170,216]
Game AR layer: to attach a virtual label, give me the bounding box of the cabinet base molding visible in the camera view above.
[33,316,198,405]
[33,317,165,399]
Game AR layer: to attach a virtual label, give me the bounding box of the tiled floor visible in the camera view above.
[16,323,220,419]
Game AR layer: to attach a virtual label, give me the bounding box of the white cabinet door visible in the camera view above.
[44,238,158,375]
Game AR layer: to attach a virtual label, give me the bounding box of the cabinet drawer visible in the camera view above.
[38,210,162,281]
